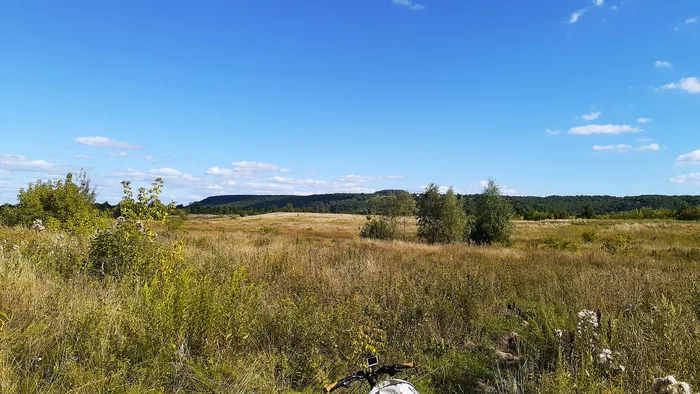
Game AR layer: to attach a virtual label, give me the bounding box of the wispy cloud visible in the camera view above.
[74,136,142,150]
[637,117,652,123]
[594,0,604,6]
[670,173,700,186]
[637,143,660,151]
[0,154,58,172]
[545,128,561,135]
[593,144,632,152]
[686,16,698,24]
[611,5,618,11]
[74,155,92,160]
[569,124,641,135]
[569,8,588,24]
[392,0,424,11]
[336,175,405,184]
[658,77,700,94]
[654,60,673,69]
[676,149,700,165]
[109,151,130,157]
[580,111,602,121]
[205,161,292,179]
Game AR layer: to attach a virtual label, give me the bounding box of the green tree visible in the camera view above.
[3,169,100,232]
[383,190,416,239]
[416,183,466,244]
[578,204,597,219]
[469,179,515,245]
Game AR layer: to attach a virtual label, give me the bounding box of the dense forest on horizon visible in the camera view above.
[181,191,700,217]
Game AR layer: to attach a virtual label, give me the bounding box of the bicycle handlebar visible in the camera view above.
[323,363,415,392]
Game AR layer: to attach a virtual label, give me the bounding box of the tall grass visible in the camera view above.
[0,216,698,393]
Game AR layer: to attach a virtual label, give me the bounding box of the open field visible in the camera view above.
[1,213,699,393]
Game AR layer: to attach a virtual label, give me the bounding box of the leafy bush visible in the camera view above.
[602,233,634,255]
[0,170,102,233]
[469,179,515,245]
[677,206,700,221]
[88,178,175,279]
[360,217,399,240]
[582,230,598,243]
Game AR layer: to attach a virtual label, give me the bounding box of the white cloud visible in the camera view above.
[654,60,673,69]
[569,9,587,24]
[74,155,92,160]
[637,138,653,142]
[392,0,424,11]
[74,136,142,150]
[145,155,154,161]
[109,151,130,157]
[149,168,182,177]
[206,161,291,179]
[611,5,618,11]
[268,176,329,186]
[594,0,604,6]
[593,144,632,152]
[686,17,698,24]
[0,154,57,172]
[658,77,700,94]
[336,175,406,184]
[637,143,660,151]
[670,173,700,185]
[231,161,279,172]
[676,149,700,165]
[637,117,652,123]
[545,128,561,135]
[580,111,602,121]
[568,124,642,135]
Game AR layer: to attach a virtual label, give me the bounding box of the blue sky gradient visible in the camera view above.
[1,0,699,204]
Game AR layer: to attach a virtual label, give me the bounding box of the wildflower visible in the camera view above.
[114,216,126,227]
[577,309,599,327]
[30,219,45,232]
[554,329,563,338]
[13,245,19,251]
[56,234,64,242]
[652,376,692,394]
[596,348,625,373]
[135,221,145,233]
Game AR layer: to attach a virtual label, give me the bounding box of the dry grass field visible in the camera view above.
[0,213,699,393]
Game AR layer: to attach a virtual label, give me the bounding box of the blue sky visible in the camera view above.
[1,0,699,204]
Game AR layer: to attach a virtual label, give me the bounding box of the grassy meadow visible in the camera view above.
[1,213,699,393]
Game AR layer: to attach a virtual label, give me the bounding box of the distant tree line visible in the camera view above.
[177,192,700,219]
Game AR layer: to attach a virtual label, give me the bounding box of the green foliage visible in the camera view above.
[359,217,399,240]
[469,179,515,245]
[578,204,598,219]
[582,230,598,243]
[1,170,101,232]
[538,237,580,251]
[416,184,466,244]
[677,206,700,221]
[261,226,279,235]
[118,178,176,224]
[88,178,176,279]
[602,233,634,255]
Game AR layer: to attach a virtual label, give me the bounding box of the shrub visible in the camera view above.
[602,233,634,255]
[582,230,598,243]
[2,170,102,233]
[360,217,399,240]
[469,179,515,245]
[88,178,175,279]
